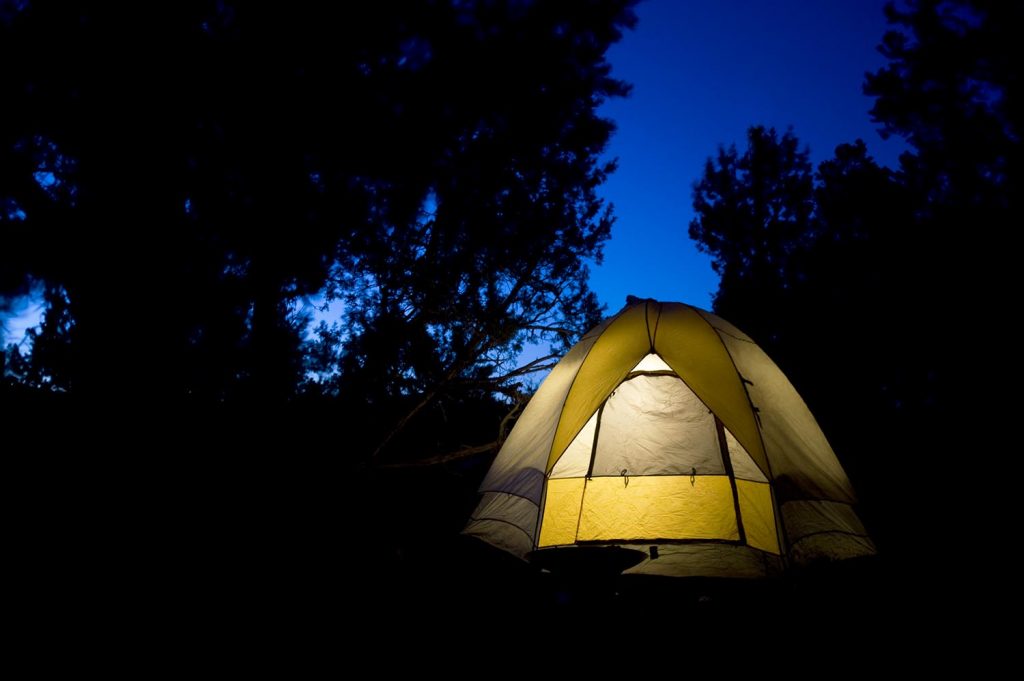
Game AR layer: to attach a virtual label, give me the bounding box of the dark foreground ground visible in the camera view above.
[5,397,997,664]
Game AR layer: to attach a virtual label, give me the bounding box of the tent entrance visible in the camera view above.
[539,370,778,552]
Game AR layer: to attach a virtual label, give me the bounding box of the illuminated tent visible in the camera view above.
[464,299,874,578]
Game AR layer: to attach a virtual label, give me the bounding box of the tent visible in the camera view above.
[464,299,874,578]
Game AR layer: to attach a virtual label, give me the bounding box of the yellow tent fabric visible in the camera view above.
[464,299,875,578]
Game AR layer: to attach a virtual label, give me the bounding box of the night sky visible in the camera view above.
[2,1,907,344]
[592,0,906,311]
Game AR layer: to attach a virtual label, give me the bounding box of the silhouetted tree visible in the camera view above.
[866,0,1021,213]
[5,285,76,392]
[689,126,814,347]
[860,0,1020,561]
[314,2,629,458]
[691,130,907,397]
[690,125,932,563]
[0,2,636,463]
[690,0,1021,569]
[863,0,1020,404]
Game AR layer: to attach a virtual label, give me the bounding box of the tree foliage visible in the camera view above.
[689,0,1019,562]
[866,0,1021,210]
[1,1,636,460]
[689,126,814,346]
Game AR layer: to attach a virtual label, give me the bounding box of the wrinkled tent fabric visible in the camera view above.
[464,299,874,578]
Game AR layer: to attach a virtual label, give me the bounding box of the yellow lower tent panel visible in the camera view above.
[578,475,738,543]
[538,478,587,547]
[736,479,780,555]
[538,476,775,549]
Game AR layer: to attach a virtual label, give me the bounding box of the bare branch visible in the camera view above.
[495,359,558,381]
[377,392,526,469]
[524,325,575,337]
[377,441,498,468]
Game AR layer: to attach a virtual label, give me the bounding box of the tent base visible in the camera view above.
[527,546,646,577]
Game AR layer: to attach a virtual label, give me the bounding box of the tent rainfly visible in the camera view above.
[464,299,875,578]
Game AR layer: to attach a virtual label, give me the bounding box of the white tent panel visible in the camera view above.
[550,412,598,479]
[629,352,673,373]
[591,375,723,477]
[725,427,768,482]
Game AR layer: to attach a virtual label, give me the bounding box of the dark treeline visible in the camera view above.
[1,1,634,459]
[690,0,1019,594]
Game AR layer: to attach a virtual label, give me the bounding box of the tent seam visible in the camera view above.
[544,306,629,472]
[693,307,791,562]
[466,517,535,544]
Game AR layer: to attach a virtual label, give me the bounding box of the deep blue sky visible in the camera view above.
[590,0,906,311]
[3,1,906,349]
